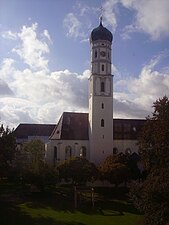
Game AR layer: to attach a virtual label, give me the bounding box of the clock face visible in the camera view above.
[100,51,106,57]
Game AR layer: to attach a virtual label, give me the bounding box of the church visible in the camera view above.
[45,17,145,165]
[14,18,145,165]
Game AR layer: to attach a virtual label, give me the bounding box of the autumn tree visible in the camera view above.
[0,124,16,177]
[130,96,169,225]
[57,157,98,185]
[99,154,131,186]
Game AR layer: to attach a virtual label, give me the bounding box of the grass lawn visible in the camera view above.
[0,182,143,225]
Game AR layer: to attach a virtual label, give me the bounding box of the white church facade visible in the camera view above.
[14,18,145,165]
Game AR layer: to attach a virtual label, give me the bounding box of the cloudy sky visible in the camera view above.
[0,0,169,128]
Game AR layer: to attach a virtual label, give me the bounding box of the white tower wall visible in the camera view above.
[89,37,113,165]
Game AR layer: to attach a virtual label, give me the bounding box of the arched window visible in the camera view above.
[65,146,72,159]
[54,146,57,159]
[113,147,118,155]
[95,50,97,58]
[101,82,105,92]
[101,103,104,109]
[80,146,87,158]
[101,119,104,127]
[53,146,57,166]
[125,148,132,155]
[101,64,104,71]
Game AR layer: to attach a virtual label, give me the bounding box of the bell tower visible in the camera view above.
[89,17,113,164]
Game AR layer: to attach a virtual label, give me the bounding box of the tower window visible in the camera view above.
[95,50,97,58]
[113,147,118,155]
[101,103,104,109]
[54,146,57,159]
[101,82,105,92]
[101,64,104,71]
[80,146,87,158]
[101,119,104,127]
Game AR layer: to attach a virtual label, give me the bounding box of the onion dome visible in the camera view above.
[90,16,113,43]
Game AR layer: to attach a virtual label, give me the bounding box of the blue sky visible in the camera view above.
[0,0,169,128]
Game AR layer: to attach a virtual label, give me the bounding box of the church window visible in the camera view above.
[101,119,104,127]
[101,82,105,92]
[54,146,57,159]
[95,50,97,58]
[101,64,104,71]
[101,103,104,109]
[65,146,72,159]
[53,146,57,166]
[125,148,132,155]
[113,147,118,155]
[80,146,87,158]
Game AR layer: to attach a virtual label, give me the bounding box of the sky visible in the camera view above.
[0,0,169,128]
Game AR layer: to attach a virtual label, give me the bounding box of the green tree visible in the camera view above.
[57,157,98,185]
[14,139,59,188]
[130,96,169,225]
[139,95,169,172]
[99,154,131,186]
[0,124,16,177]
[25,164,59,190]
[23,139,45,172]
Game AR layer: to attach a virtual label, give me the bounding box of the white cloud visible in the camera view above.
[0,55,89,128]
[114,53,169,118]
[12,23,50,70]
[63,3,97,41]
[62,0,169,41]
[0,79,13,96]
[121,0,169,40]
[43,29,52,43]
[2,30,17,40]
[63,13,85,39]
[102,0,118,32]
[0,58,15,81]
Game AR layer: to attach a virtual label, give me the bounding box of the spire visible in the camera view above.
[99,5,103,26]
[100,15,103,26]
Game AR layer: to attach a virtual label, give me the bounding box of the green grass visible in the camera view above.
[19,201,142,225]
[0,182,143,225]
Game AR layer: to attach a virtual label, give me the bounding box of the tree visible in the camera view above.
[57,157,98,185]
[138,95,169,172]
[13,140,45,180]
[0,124,16,177]
[99,154,131,186]
[25,164,59,190]
[130,96,169,225]
[13,139,59,189]
[22,139,45,172]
